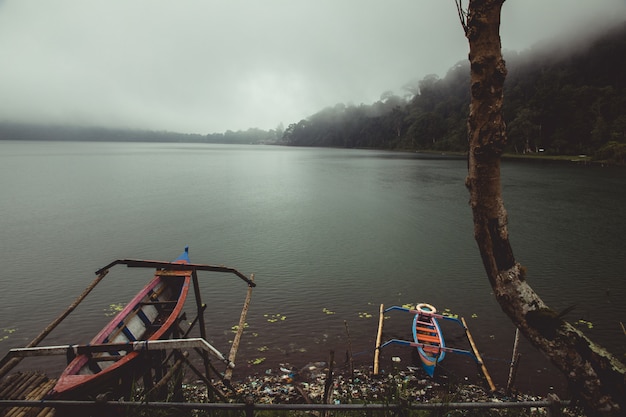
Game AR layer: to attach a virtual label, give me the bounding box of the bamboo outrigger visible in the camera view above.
[374,303,495,391]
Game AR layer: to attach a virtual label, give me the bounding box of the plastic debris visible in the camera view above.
[189,362,551,409]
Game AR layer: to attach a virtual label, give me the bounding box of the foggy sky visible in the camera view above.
[1,0,625,135]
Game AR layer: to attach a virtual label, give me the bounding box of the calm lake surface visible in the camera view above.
[1,141,625,396]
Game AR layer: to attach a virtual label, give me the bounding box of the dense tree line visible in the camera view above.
[0,123,283,145]
[3,22,624,163]
[0,123,204,143]
[281,22,626,163]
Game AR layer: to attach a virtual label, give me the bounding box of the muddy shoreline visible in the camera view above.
[182,363,583,415]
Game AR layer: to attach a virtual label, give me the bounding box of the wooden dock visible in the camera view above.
[0,371,56,417]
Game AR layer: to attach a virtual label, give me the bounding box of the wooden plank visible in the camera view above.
[416,334,440,343]
[373,304,384,375]
[224,274,254,381]
[461,317,496,392]
[415,326,436,333]
[156,270,191,276]
[140,301,178,306]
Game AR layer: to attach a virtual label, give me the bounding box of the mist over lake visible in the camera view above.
[1,141,624,395]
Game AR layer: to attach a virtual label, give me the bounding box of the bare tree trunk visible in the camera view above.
[463,1,626,415]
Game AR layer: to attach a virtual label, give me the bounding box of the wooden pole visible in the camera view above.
[0,269,109,379]
[323,350,335,405]
[224,274,254,382]
[506,327,521,394]
[461,317,496,392]
[373,304,384,375]
[182,356,228,402]
[146,351,188,400]
[344,320,354,378]
[191,270,212,382]
[191,270,208,342]
[96,259,256,287]
[6,338,233,367]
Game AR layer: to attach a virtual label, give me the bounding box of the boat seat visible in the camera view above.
[92,354,124,362]
[423,346,442,354]
[415,326,436,334]
[121,326,137,341]
[140,300,178,305]
[417,334,440,343]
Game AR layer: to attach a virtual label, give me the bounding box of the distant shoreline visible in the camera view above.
[412,149,624,167]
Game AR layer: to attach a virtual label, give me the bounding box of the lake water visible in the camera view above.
[1,141,624,396]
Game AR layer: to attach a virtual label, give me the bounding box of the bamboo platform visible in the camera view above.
[0,371,56,417]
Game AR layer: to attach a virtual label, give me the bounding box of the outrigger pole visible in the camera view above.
[0,268,110,379]
[224,274,254,382]
[374,305,495,391]
[2,338,235,369]
[373,304,385,375]
[461,317,496,392]
[95,259,256,287]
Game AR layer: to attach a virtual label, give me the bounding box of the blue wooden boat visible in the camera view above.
[411,303,445,376]
[378,303,479,377]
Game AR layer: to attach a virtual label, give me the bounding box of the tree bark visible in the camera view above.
[464,1,626,415]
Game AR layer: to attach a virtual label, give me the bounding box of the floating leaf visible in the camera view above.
[358,312,373,319]
[266,313,286,323]
[576,319,593,329]
[471,313,478,318]
[248,357,266,365]
[104,303,125,317]
[258,345,269,352]
[322,308,335,315]
[231,322,249,332]
[442,310,459,319]
[0,328,17,342]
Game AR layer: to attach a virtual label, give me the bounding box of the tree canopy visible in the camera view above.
[282,21,626,163]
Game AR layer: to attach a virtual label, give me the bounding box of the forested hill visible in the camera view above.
[281,22,626,164]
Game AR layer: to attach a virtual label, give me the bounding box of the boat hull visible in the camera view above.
[412,308,445,377]
[50,253,191,398]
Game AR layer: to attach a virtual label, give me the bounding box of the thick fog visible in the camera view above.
[0,0,624,134]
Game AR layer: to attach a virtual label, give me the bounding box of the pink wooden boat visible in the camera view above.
[50,248,191,398]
